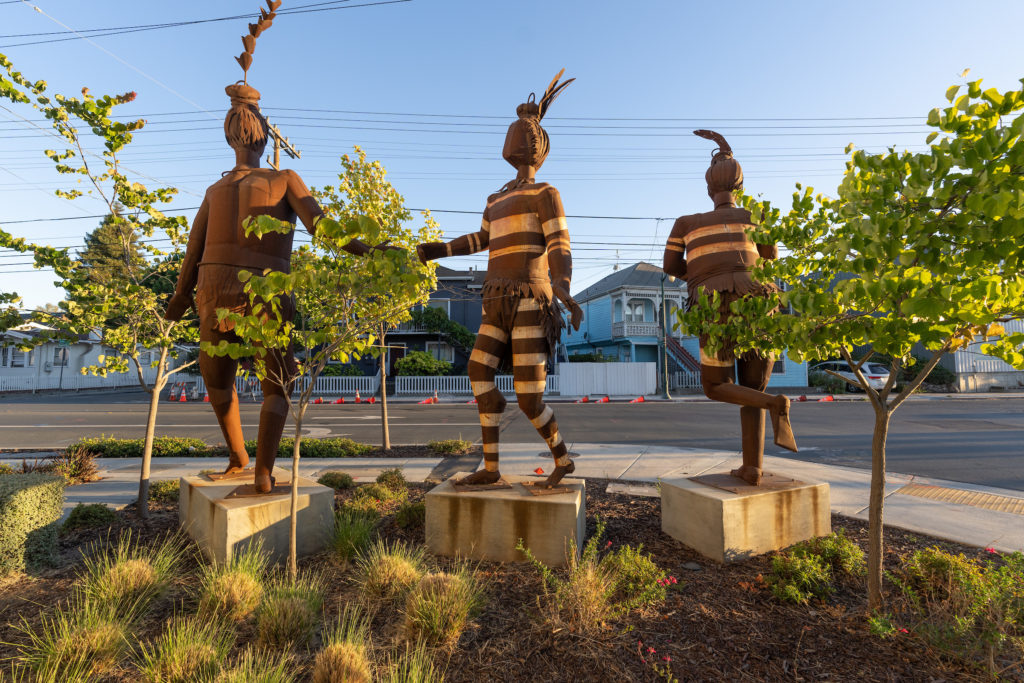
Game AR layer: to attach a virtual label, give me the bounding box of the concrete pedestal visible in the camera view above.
[661,472,830,563]
[425,473,585,568]
[179,469,334,564]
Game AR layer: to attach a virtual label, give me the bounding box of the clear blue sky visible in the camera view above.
[2,0,1022,307]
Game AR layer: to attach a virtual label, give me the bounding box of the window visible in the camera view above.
[772,357,786,374]
[427,299,450,316]
[53,347,69,367]
[27,349,35,367]
[11,348,25,368]
[625,299,647,323]
[426,341,454,363]
[0,346,7,367]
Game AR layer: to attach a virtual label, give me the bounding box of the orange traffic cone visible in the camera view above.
[354,390,361,404]
[575,396,589,403]
[433,390,439,404]
[467,397,477,404]
[332,397,345,404]
[628,395,645,403]
[368,396,376,404]
[168,384,178,401]
[797,395,808,402]
[203,392,210,403]
[818,394,835,402]
[597,396,610,403]
[417,396,433,404]
[179,391,187,403]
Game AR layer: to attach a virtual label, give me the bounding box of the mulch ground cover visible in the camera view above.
[0,479,1003,682]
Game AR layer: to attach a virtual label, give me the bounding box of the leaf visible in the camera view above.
[946,85,960,102]
[235,53,253,73]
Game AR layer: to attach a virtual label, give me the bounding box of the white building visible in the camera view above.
[0,321,159,393]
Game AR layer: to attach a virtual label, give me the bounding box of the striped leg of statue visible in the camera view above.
[664,130,797,487]
[416,70,583,489]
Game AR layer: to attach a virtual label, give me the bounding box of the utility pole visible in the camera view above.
[265,119,301,170]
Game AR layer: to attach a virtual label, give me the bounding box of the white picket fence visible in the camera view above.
[557,362,656,397]
[671,371,703,390]
[394,375,560,396]
[0,369,158,393]
[184,374,381,398]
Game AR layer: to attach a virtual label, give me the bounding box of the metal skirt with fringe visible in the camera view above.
[480,277,565,371]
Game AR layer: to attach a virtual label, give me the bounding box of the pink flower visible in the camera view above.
[662,656,672,662]
[605,541,613,547]
[899,628,909,634]
[640,659,646,664]
[669,576,678,584]
[986,547,997,553]
[647,647,656,654]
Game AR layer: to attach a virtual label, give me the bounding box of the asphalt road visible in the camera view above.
[1,391,1022,491]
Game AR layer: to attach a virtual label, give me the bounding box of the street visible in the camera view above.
[1,391,1022,492]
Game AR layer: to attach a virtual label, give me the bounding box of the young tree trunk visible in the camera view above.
[380,333,390,451]
[137,373,164,520]
[289,416,302,581]
[867,407,891,610]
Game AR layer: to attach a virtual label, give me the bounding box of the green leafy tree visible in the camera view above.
[313,146,441,449]
[205,211,436,577]
[680,77,1024,610]
[0,54,198,517]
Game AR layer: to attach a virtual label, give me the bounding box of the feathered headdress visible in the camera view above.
[694,129,743,195]
[502,69,575,174]
[224,1,281,152]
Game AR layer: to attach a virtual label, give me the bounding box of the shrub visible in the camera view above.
[808,370,847,394]
[216,649,294,683]
[322,363,363,377]
[403,569,485,648]
[62,503,117,533]
[793,528,865,578]
[48,446,98,484]
[69,436,210,459]
[394,350,451,376]
[356,540,426,601]
[382,642,445,683]
[333,508,376,563]
[256,572,326,649]
[275,437,374,459]
[347,483,408,516]
[197,541,269,622]
[318,471,355,490]
[376,467,407,492]
[0,462,14,475]
[395,501,426,530]
[136,615,235,683]
[768,552,833,603]
[886,548,1024,675]
[149,480,180,503]
[312,606,372,683]
[600,544,670,610]
[0,473,64,575]
[79,531,184,619]
[516,520,618,634]
[427,439,472,455]
[13,598,128,683]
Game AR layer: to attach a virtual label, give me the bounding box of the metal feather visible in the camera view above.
[693,129,733,157]
[538,69,575,120]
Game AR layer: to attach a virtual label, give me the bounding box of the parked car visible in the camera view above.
[809,360,891,391]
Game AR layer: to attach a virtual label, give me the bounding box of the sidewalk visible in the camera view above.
[56,443,1024,555]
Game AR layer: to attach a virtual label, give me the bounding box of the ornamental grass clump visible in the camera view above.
[14,598,128,683]
[403,568,485,649]
[135,615,234,683]
[79,531,184,619]
[333,508,376,563]
[356,539,425,602]
[256,571,326,649]
[381,641,445,683]
[885,548,1024,676]
[48,446,98,484]
[216,649,294,683]
[312,606,372,683]
[197,541,269,621]
[516,521,617,634]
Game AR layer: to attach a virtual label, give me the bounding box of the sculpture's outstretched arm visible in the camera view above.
[283,169,373,256]
[756,243,778,260]
[663,217,688,279]
[416,215,490,264]
[165,199,209,320]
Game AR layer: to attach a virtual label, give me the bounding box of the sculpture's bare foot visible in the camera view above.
[222,463,248,476]
[454,469,501,486]
[538,461,575,488]
[254,474,276,494]
[730,465,763,486]
[769,396,798,452]
[225,452,250,474]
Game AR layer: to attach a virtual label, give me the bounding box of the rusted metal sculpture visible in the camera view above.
[663,130,797,486]
[164,1,374,494]
[417,70,582,489]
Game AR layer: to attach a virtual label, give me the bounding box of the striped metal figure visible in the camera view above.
[663,130,797,486]
[417,71,582,488]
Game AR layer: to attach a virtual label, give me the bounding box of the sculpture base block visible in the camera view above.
[661,471,830,563]
[179,468,334,564]
[425,472,585,568]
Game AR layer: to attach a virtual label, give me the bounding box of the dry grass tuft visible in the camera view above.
[215,648,294,683]
[404,570,485,648]
[355,540,425,601]
[135,615,234,683]
[312,642,372,683]
[13,599,128,683]
[80,531,184,619]
[256,572,326,650]
[197,542,269,621]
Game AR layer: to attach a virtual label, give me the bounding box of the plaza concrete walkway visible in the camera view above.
[45,443,1024,555]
